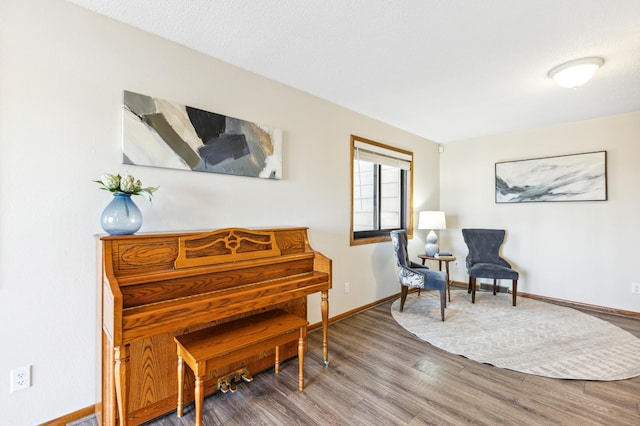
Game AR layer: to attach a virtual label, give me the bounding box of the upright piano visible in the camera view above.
[97,227,332,425]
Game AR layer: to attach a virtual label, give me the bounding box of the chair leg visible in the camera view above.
[512,279,518,306]
[471,277,476,303]
[493,279,497,295]
[400,285,408,312]
[440,290,446,321]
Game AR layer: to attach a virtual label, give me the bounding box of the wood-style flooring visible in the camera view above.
[75,295,640,426]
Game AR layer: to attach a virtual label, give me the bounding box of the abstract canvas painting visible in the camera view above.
[495,151,607,203]
[122,91,282,179]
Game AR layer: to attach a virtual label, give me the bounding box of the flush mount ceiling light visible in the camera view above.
[548,57,604,88]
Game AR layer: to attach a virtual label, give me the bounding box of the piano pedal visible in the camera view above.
[217,368,251,394]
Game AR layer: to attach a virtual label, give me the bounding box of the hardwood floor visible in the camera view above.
[75,297,640,425]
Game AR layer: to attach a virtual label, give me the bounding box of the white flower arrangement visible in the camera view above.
[95,173,159,201]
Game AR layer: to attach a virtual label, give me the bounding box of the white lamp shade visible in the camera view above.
[549,57,604,89]
[418,211,446,230]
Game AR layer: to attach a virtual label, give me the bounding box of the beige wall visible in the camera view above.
[0,1,441,423]
[440,111,640,312]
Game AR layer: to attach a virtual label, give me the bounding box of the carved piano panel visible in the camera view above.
[97,227,331,425]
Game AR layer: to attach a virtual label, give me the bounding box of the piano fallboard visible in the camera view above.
[119,271,329,344]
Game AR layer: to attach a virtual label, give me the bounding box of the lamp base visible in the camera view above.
[425,229,439,256]
[425,243,439,257]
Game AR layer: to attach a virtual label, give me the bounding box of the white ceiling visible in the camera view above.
[67,0,640,143]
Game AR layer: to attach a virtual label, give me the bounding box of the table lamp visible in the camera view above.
[418,211,446,256]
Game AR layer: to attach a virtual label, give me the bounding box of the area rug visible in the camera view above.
[390,289,640,380]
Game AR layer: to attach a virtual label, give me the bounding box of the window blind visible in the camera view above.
[354,140,412,170]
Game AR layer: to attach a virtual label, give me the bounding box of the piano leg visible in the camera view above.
[321,290,329,367]
[114,345,130,426]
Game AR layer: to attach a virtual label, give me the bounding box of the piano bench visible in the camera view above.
[174,309,308,426]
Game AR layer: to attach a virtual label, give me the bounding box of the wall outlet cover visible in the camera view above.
[10,366,31,392]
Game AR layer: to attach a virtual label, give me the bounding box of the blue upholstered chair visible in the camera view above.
[390,230,448,321]
[461,229,519,306]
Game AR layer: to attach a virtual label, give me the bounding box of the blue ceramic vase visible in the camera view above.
[100,193,142,235]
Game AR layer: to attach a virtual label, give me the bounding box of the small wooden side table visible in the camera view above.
[418,254,456,302]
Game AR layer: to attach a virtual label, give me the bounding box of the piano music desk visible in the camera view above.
[175,310,308,426]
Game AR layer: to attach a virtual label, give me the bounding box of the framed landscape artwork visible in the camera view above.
[122,90,283,179]
[495,151,607,203]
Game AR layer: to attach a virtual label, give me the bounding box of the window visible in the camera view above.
[351,135,413,245]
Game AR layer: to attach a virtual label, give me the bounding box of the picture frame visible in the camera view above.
[122,90,283,180]
[495,151,607,203]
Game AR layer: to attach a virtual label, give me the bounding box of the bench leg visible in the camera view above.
[195,374,204,426]
[298,331,305,391]
[275,345,281,373]
[176,356,184,417]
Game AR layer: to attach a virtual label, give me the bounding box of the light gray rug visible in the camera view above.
[391,289,640,381]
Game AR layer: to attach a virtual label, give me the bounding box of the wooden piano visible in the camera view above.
[97,227,332,425]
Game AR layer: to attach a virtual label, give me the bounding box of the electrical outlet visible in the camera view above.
[632,283,640,294]
[455,261,460,269]
[344,282,350,294]
[10,365,31,392]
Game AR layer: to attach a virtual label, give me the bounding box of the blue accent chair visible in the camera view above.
[461,229,519,306]
[390,230,447,321]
